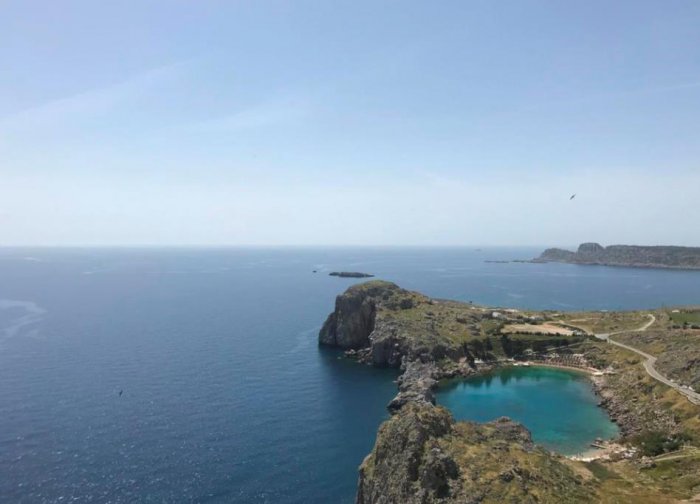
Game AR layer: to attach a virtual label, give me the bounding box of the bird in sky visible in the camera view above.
[118,390,123,397]
[570,194,576,200]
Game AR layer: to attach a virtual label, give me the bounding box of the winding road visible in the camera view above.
[595,314,700,406]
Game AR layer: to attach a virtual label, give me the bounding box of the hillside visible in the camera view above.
[536,243,700,269]
[319,282,700,503]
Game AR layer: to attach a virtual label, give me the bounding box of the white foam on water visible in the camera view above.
[0,299,47,342]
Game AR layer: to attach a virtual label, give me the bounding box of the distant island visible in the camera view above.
[535,242,700,270]
[329,272,374,278]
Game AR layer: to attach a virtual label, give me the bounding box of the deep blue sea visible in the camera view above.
[2,247,700,503]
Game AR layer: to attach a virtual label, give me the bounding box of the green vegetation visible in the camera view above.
[631,431,690,457]
[584,461,619,481]
[669,309,700,327]
[538,243,700,270]
[556,310,650,334]
[615,324,700,390]
[324,282,700,502]
[358,403,596,503]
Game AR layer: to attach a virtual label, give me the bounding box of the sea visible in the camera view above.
[436,367,619,455]
[2,247,700,503]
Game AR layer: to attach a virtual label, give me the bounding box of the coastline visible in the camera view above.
[434,361,621,461]
[536,259,700,271]
[535,243,700,271]
[568,442,628,462]
[322,281,700,502]
[506,361,600,375]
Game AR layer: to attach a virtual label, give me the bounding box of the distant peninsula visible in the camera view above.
[329,271,374,278]
[535,242,700,270]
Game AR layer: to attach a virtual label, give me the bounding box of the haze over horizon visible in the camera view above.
[2,1,699,247]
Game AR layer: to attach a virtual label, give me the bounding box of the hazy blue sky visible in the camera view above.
[2,1,699,246]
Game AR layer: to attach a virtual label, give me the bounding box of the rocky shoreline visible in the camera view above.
[590,371,680,439]
[319,281,700,503]
[536,242,700,270]
[319,280,632,434]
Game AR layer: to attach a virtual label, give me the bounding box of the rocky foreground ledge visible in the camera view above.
[319,281,700,503]
[356,403,592,503]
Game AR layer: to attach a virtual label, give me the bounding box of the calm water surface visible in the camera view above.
[436,367,619,455]
[1,247,699,502]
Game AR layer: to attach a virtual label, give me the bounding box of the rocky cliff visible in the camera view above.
[357,403,593,504]
[319,283,700,503]
[318,281,468,366]
[318,281,385,349]
[537,243,700,269]
[319,283,597,503]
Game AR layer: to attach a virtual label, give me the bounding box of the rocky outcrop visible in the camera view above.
[357,403,593,504]
[536,243,700,270]
[356,404,456,504]
[319,283,700,503]
[592,373,680,439]
[656,349,700,390]
[318,281,391,349]
[319,281,468,365]
[387,361,439,413]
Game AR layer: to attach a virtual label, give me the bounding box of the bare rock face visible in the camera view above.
[319,281,466,367]
[356,404,591,504]
[318,281,397,349]
[387,361,438,413]
[356,404,457,504]
[577,242,605,256]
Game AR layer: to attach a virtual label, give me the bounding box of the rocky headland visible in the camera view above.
[319,281,700,503]
[536,242,700,270]
[356,403,593,503]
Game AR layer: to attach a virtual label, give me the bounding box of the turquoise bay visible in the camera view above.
[436,366,619,455]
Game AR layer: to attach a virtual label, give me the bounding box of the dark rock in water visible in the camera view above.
[329,272,374,278]
[536,243,700,269]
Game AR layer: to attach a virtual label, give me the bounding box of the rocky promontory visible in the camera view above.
[318,281,468,366]
[356,403,593,504]
[319,281,700,503]
[536,242,700,269]
[319,282,597,502]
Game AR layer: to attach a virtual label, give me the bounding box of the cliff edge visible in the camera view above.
[319,282,598,503]
[357,403,592,504]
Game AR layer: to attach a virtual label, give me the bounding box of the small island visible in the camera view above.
[535,242,700,270]
[320,281,700,503]
[328,271,374,278]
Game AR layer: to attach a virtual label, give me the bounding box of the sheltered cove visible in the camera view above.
[434,365,620,460]
[320,281,700,503]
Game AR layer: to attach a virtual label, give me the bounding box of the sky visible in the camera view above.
[1,0,699,247]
